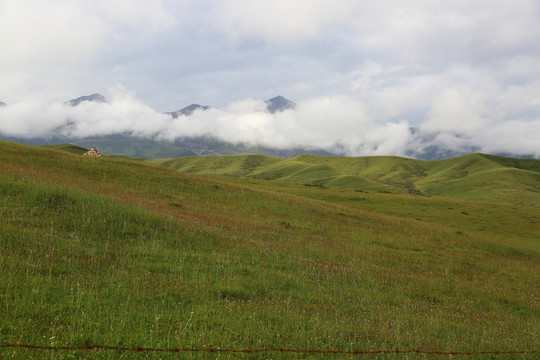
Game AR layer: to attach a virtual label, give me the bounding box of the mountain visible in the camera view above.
[0,101,6,106]
[265,95,296,113]
[65,93,107,106]
[166,104,211,118]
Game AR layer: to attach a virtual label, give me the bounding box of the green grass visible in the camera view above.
[39,144,89,155]
[151,153,540,206]
[1,141,539,359]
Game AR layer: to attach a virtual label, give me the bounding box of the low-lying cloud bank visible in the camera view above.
[1,86,539,158]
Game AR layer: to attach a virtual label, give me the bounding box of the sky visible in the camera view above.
[1,0,540,157]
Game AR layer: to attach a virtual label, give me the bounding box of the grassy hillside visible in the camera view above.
[1,141,539,359]
[150,153,540,206]
[40,143,89,155]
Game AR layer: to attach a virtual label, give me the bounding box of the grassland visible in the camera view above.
[149,153,540,207]
[1,141,539,359]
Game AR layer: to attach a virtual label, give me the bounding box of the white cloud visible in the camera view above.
[1,1,540,158]
[0,0,105,70]
[0,86,170,138]
[475,119,540,157]
[350,0,540,64]
[350,60,384,93]
[0,101,67,138]
[212,0,358,42]
[497,81,540,118]
[0,89,412,156]
[96,0,175,34]
[0,0,176,102]
[161,96,375,151]
[336,122,411,156]
[1,85,540,158]
[421,87,490,135]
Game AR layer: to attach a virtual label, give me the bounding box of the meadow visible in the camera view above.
[0,141,538,359]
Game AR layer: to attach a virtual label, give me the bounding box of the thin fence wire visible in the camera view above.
[1,343,538,356]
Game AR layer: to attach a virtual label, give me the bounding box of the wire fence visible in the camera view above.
[1,343,538,356]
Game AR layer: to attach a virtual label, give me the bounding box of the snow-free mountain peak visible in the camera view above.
[166,104,211,118]
[65,93,107,106]
[265,95,296,113]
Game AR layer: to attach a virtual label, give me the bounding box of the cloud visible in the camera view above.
[1,85,540,158]
[0,0,104,67]
[212,0,358,42]
[0,101,67,138]
[1,1,539,158]
[350,60,384,93]
[211,0,540,64]
[0,0,175,102]
[475,119,540,157]
[96,0,175,34]
[0,88,409,156]
[162,95,412,156]
[0,86,170,138]
[421,86,490,135]
[497,80,540,118]
[347,1,540,65]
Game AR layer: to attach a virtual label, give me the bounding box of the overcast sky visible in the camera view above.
[1,0,540,157]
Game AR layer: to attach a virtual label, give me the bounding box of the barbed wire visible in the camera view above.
[1,343,538,356]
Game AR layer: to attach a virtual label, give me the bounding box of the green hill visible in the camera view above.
[150,153,540,206]
[40,143,89,155]
[1,141,539,358]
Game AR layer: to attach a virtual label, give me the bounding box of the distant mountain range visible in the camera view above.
[0,93,327,159]
[0,93,534,160]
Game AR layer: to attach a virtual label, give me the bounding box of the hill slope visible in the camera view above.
[1,141,539,357]
[150,153,540,206]
[40,143,89,155]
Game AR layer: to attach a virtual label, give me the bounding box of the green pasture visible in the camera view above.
[0,141,538,359]
[150,153,540,206]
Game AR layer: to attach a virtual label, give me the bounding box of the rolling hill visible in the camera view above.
[149,153,540,206]
[1,140,538,358]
